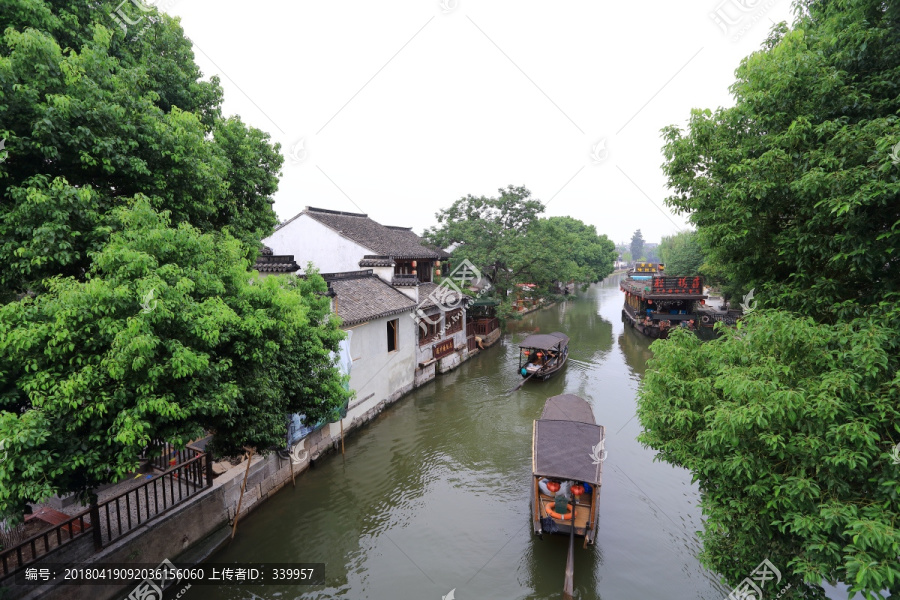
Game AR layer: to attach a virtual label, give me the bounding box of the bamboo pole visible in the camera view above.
[231,448,255,540]
[340,419,345,456]
[289,447,296,488]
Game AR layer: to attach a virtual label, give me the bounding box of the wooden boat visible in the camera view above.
[620,263,707,339]
[518,332,569,380]
[531,394,604,544]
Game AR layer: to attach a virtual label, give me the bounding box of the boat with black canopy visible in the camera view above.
[531,393,605,597]
[518,332,569,381]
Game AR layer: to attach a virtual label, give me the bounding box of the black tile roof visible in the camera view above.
[282,207,450,260]
[359,255,395,268]
[417,282,472,311]
[324,272,417,326]
[254,253,299,273]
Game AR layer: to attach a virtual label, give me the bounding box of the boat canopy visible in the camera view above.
[540,394,596,423]
[533,394,604,485]
[519,332,569,351]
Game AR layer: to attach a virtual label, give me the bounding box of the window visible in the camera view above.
[387,319,398,352]
[445,309,463,334]
[419,318,440,346]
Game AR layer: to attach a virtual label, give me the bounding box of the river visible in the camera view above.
[182,274,731,600]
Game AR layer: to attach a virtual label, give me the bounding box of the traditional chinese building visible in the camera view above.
[263,206,471,405]
[264,207,448,280]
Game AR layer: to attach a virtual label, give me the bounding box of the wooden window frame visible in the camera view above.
[387,318,398,353]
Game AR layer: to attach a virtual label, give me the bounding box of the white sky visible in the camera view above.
[158,0,795,246]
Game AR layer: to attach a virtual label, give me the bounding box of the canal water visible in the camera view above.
[185,274,730,600]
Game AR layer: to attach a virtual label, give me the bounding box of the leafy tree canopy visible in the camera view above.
[0,0,282,298]
[642,1,900,596]
[0,201,349,515]
[658,230,704,277]
[638,310,900,598]
[661,0,900,320]
[424,186,615,302]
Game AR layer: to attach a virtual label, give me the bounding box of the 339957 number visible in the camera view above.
[271,568,315,580]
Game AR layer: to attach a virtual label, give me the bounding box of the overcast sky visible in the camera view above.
[157,0,795,246]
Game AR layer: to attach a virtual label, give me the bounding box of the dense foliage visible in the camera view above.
[423,186,616,304]
[0,0,282,299]
[658,231,704,277]
[661,1,900,320]
[0,1,349,517]
[640,1,900,597]
[0,202,349,512]
[639,312,900,598]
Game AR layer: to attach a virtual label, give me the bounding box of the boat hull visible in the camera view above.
[521,349,569,380]
[621,309,668,339]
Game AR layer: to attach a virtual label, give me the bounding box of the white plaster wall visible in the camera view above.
[263,214,373,274]
[343,312,416,424]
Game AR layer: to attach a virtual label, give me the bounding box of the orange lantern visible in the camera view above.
[536,352,543,358]
[547,481,561,493]
[412,260,417,268]
[523,350,530,356]
[571,484,585,496]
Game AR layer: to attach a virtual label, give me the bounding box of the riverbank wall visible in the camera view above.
[6,337,485,600]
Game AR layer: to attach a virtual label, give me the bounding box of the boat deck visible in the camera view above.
[537,492,592,530]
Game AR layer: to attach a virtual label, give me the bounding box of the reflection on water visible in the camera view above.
[184,275,729,600]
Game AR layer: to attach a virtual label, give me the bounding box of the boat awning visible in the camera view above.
[519,332,569,351]
[540,394,596,423]
[533,419,605,485]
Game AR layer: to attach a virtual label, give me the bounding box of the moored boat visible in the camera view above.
[531,394,605,543]
[620,263,707,339]
[518,332,569,380]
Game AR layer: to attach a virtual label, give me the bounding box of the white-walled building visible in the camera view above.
[322,270,419,428]
[265,207,447,279]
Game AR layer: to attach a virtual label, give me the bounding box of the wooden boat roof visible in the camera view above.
[532,395,604,485]
[540,394,596,423]
[519,332,569,351]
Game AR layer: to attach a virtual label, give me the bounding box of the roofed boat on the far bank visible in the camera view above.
[620,263,708,339]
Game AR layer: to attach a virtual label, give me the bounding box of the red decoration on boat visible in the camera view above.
[547,481,561,493]
[571,484,585,496]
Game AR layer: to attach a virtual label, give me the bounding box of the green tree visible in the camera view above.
[658,231,704,276]
[424,185,545,300]
[661,1,900,320]
[637,311,900,598]
[424,187,614,302]
[541,216,616,284]
[0,201,350,514]
[629,230,645,263]
[642,1,900,595]
[0,1,281,298]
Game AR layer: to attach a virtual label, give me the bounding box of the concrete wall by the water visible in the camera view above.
[6,315,482,600]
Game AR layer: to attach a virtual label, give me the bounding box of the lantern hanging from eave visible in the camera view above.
[412,260,417,268]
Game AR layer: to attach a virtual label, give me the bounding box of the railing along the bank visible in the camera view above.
[0,452,213,580]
